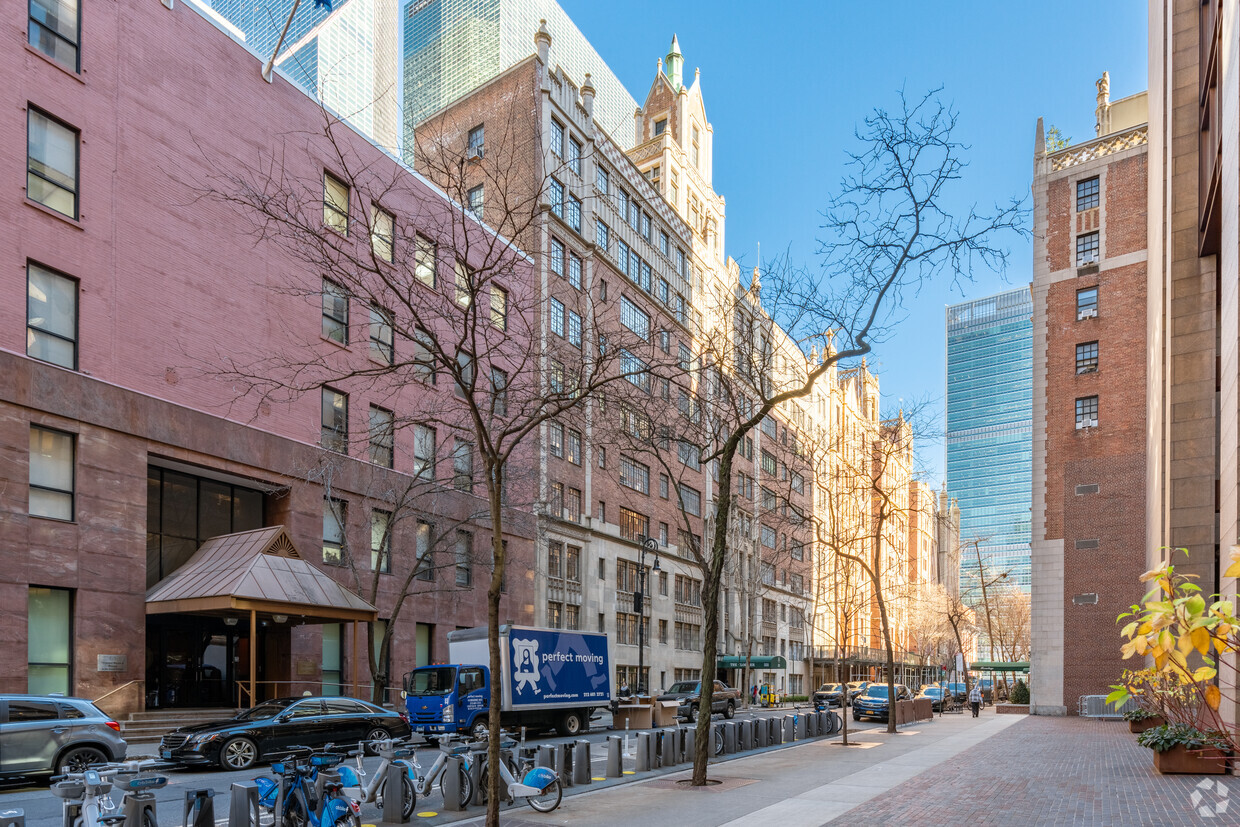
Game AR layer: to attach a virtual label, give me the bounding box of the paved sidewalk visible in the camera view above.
[461,710,1020,826]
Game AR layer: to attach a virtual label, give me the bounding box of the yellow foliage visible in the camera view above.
[1205,684,1221,711]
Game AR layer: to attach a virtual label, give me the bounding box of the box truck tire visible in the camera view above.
[557,710,585,737]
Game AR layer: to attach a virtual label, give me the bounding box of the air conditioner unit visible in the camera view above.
[1078,308,1098,319]
[1076,418,1098,430]
[466,145,485,160]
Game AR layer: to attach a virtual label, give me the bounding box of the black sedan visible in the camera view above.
[159,697,411,770]
[813,684,846,708]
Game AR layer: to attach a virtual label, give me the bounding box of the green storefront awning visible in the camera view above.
[970,661,1030,672]
[717,656,787,669]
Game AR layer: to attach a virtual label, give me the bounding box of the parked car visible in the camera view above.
[978,679,995,703]
[813,684,846,708]
[852,683,913,722]
[657,680,739,722]
[945,682,968,703]
[160,696,411,770]
[845,681,870,701]
[0,695,127,778]
[915,685,947,712]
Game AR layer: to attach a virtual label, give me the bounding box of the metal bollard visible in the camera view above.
[806,712,817,737]
[661,729,677,765]
[558,742,572,787]
[184,789,214,827]
[441,755,464,812]
[754,717,767,747]
[383,760,408,822]
[606,735,623,777]
[573,740,592,785]
[722,721,737,754]
[227,781,258,827]
[635,733,651,772]
[819,710,829,734]
[796,714,807,741]
[769,716,782,745]
[537,743,556,769]
[784,715,796,742]
[648,730,659,769]
[742,719,755,750]
[684,726,696,762]
[0,809,24,827]
[708,724,719,761]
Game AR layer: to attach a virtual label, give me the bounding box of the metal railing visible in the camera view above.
[93,680,145,706]
[1079,694,1139,718]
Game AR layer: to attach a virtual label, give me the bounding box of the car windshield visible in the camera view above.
[667,682,699,694]
[234,700,295,721]
[923,687,943,695]
[863,685,894,699]
[407,667,457,697]
[819,684,841,692]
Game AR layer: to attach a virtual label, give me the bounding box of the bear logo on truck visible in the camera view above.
[512,638,541,694]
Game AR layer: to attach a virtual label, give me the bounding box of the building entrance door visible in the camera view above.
[145,615,246,709]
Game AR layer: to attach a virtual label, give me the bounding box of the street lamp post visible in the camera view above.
[635,537,662,696]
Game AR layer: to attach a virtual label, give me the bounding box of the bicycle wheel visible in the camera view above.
[378,773,418,820]
[331,811,360,827]
[477,758,517,805]
[280,794,309,827]
[526,777,562,813]
[439,762,473,808]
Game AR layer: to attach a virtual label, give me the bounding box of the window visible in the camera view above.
[616,559,640,593]
[548,421,564,458]
[549,297,565,337]
[567,194,582,232]
[29,426,73,520]
[452,439,474,491]
[414,424,436,480]
[29,0,80,71]
[566,429,582,465]
[466,185,483,215]
[568,311,583,347]
[26,261,77,369]
[371,509,391,572]
[760,486,777,510]
[468,125,485,156]
[678,440,700,470]
[550,238,565,277]
[415,520,433,581]
[620,296,650,339]
[619,456,651,494]
[323,172,349,234]
[565,486,582,522]
[674,575,702,607]
[369,304,393,364]
[414,328,436,384]
[790,472,804,495]
[621,350,650,393]
[568,252,582,288]
[455,261,472,306]
[27,586,71,694]
[659,230,669,257]
[415,235,437,287]
[761,524,777,549]
[550,119,564,157]
[617,188,629,220]
[674,622,701,651]
[323,499,346,565]
[678,343,692,371]
[761,416,777,438]
[1075,341,1099,374]
[1076,231,1099,266]
[659,474,669,499]
[569,136,582,175]
[761,449,777,475]
[659,522,669,545]
[1076,176,1100,211]
[619,508,649,543]
[618,240,631,276]
[368,406,394,468]
[490,367,508,416]
[370,206,394,261]
[322,278,349,344]
[547,601,563,628]
[1077,287,1098,318]
[549,178,564,218]
[596,220,609,251]
[455,530,473,587]
[596,165,609,195]
[1075,396,1098,429]
[641,212,651,240]
[455,349,475,398]
[598,448,606,469]
[691,125,700,168]
[27,108,78,218]
[678,484,701,517]
[616,613,640,646]
[790,574,804,596]
[321,387,348,452]
[491,285,508,329]
[599,280,608,302]
[566,546,581,582]
[547,541,563,578]
[654,118,666,136]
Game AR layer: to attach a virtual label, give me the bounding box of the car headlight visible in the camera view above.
[442,705,453,723]
[189,733,221,746]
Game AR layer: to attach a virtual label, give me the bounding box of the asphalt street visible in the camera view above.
[0,706,876,827]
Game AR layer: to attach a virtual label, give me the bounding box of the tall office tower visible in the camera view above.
[402,0,639,158]
[211,0,349,57]
[945,288,1033,596]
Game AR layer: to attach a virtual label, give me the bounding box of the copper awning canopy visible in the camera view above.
[145,526,377,623]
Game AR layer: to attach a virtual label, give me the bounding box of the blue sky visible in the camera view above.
[560,0,1148,483]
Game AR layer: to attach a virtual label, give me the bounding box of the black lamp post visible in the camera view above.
[634,536,661,695]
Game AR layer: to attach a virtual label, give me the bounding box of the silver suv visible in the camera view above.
[0,695,127,777]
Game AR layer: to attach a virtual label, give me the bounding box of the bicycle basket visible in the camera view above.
[123,776,168,791]
[336,766,360,787]
[270,763,285,774]
[51,781,86,799]
[310,753,343,768]
[521,766,557,792]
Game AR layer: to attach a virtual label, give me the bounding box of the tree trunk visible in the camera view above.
[484,462,506,827]
[692,454,734,785]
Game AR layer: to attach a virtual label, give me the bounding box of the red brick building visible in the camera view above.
[1030,76,1150,714]
[2,0,535,714]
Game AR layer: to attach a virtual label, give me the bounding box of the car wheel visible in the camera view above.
[723,701,735,720]
[220,736,259,770]
[556,710,584,737]
[57,746,107,774]
[364,727,390,754]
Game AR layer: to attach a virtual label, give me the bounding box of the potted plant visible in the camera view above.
[1136,723,1229,774]
[1124,707,1164,734]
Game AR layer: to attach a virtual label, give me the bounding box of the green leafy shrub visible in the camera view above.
[1136,723,1229,753]
[1010,680,1030,705]
[1123,707,1158,722]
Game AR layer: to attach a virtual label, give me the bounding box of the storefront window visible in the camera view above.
[28,586,71,694]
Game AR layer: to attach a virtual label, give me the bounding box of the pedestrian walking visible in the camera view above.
[751,685,758,705]
[969,683,982,717]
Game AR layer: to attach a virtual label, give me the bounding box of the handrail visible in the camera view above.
[94,680,144,706]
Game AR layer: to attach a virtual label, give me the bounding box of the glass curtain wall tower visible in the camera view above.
[945,287,1033,593]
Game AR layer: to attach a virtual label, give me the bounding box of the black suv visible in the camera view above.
[813,684,845,708]
[0,695,127,777]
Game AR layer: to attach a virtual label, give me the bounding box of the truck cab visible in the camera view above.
[403,664,489,737]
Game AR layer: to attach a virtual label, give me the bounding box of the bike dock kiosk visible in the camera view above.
[227,781,258,827]
[0,809,24,827]
[382,762,408,823]
[441,756,465,813]
[184,789,214,827]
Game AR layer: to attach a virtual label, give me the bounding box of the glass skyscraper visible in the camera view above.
[945,287,1032,591]
[402,0,639,153]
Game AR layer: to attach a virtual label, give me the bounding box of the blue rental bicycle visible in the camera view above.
[254,747,360,827]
